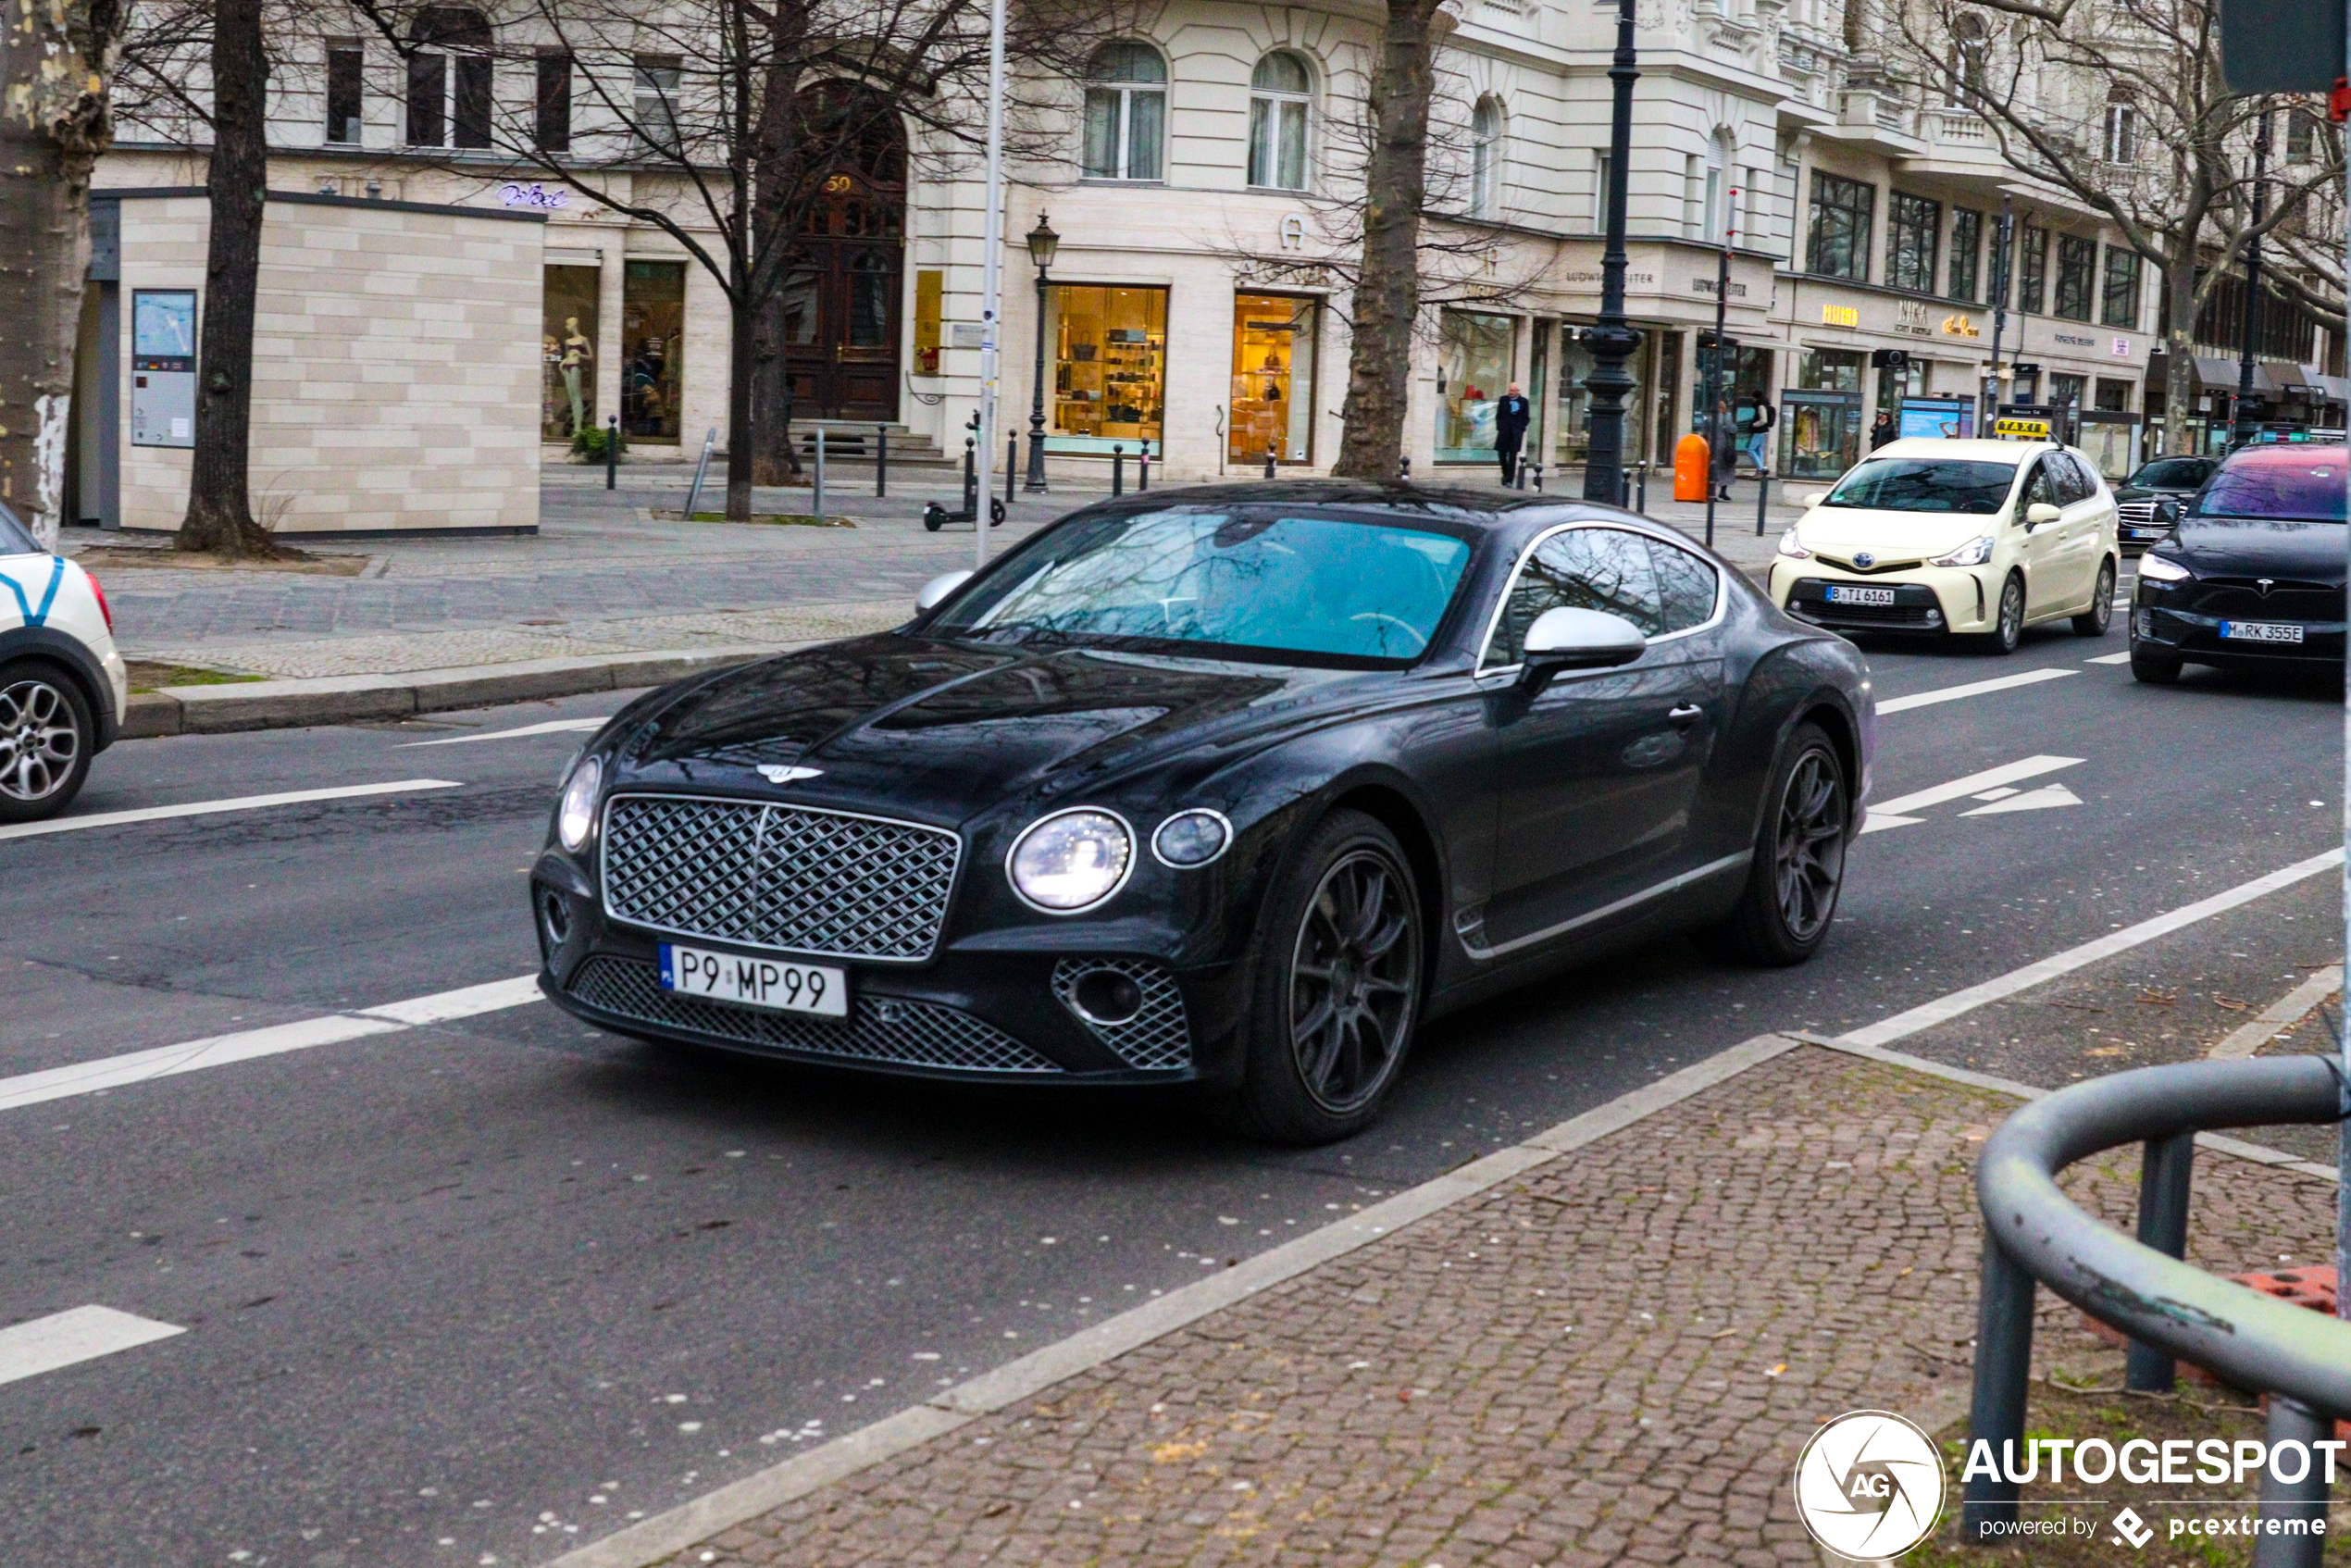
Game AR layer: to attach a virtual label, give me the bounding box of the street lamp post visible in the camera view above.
[2232,112,2271,451]
[1025,215,1059,493]
[1581,0,1641,504]
[1984,194,2012,435]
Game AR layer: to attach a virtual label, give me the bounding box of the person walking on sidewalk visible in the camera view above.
[1870,410,1898,451]
[1746,398,1775,476]
[1709,398,1739,500]
[1494,384,1531,487]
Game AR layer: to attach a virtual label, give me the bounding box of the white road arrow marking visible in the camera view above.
[1873,668,2075,716]
[0,779,465,842]
[1960,782,2084,816]
[399,716,609,747]
[1861,755,2084,833]
[0,1306,184,1388]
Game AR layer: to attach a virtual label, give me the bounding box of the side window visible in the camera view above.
[1486,528,1663,667]
[2021,462,2059,510]
[1648,539,1720,634]
[2054,454,2095,504]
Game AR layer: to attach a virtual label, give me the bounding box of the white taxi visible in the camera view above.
[1,501,128,821]
[1767,438,2121,654]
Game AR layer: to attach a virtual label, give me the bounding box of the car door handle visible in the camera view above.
[1668,703,1703,727]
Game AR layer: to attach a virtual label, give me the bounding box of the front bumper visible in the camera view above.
[1772,562,1996,636]
[2131,591,2346,668]
[531,863,1247,1088]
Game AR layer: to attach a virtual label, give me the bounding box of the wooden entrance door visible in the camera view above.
[783,118,904,423]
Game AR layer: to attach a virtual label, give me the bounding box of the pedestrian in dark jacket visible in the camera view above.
[1494,385,1532,486]
[1870,411,1898,450]
[1708,399,1738,500]
[1746,399,1776,474]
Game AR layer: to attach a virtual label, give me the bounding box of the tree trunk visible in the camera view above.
[0,0,120,551]
[748,41,804,488]
[726,287,756,519]
[179,0,277,557]
[2161,259,2196,458]
[1331,0,1441,480]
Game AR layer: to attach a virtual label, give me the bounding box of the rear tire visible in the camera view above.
[2130,646,2183,685]
[2071,559,2116,636]
[1702,723,1849,966]
[0,662,93,825]
[1975,573,2025,654]
[1213,809,1423,1145]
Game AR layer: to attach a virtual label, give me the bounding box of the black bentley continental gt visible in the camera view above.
[531,483,1875,1142]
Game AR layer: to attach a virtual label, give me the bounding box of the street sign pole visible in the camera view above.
[974,0,1008,572]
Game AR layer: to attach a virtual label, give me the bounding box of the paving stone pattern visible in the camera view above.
[659,1046,2339,1568]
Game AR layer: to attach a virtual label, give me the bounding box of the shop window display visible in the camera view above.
[622,259,685,442]
[1048,284,1167,453]
[541,265,598,442]
[1436,310,1515,462]
[1229,294,1318,465]
[1784,347,1865,480]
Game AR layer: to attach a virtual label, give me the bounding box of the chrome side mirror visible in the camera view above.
[1518,606,1647,693]
[915,569,974,613]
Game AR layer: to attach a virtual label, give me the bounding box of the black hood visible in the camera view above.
[614,633,1314,818]
[2160,516,2349,584]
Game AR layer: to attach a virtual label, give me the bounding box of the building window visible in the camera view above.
[1247,52,1310,191]
[1887,192,1940,293]
[542,266,598,442]
[535,51,571,153]
[1436,310,1515,459]
[406,7,491,150]
[1948,15,1988,105]
[1948,207,1983,302]
[1470,98,1503,218]
[2100,245,2141,329]
[622,260,686,442]
[2102,92,2137,163]
[326,44,363,144]
[2054,233,2096,320]
[1229,294,1318,463]
[634,56,683,158]
[1556,327,1650,469]
[1700,129,1734,243]
[1081,43,1166,181]
[1806,170,1873,280]
[2018,221,2047,313]
[1591,152,1610,233]
[2287,109,2316,163]
[1046,283,1168,451]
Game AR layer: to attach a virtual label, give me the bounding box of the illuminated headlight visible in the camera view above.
[1930,535,1996,567]
[1151,808,1233,868]
[557,754,603,851]
[1008,808,1134,913]
[2136,552,2193,582]
[1776,527,1812,559]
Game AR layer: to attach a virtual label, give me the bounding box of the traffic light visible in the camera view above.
[1697,330,1737,377]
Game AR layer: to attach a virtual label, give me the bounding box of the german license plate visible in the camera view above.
[1824,585,1898,606]
[658,943,848,1016]
[2126,527,2162,540]
[2220,619,2305,645]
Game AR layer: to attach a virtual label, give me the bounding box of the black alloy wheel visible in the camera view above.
[0,665,93,824]
[1219,809,1423,1144]
[1979,573,2025,654]
[2072,559,2116,636]
[1705,722,1848,965]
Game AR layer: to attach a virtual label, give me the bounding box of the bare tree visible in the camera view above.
[0,0,129,549]
[1888,0,2337,454]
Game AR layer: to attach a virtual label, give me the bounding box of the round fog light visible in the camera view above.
[537,887,574,950]
[1071,968,1146,1026]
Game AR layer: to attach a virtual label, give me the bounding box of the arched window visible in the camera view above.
[407,6,492,149]
[1703,129,1734,243]
[1248,51,1311,190]
[1948,16,1988,106]
[2103,86,2137,163]
[1082,43,1167,181]
[1470,97,1502,218]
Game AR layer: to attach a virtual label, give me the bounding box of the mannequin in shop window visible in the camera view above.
[559,317,592,436]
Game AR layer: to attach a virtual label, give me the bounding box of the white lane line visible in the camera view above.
[1861,754,2082,833]
[1837,845,2345,1050]
[0,779,464,843]
[1874,667,2075,716]
[2085,651,2134,665]
[400,717,608,748]
[0,1306,184,1388]
[2208,964,2344,1061]
[0,974,540,1114]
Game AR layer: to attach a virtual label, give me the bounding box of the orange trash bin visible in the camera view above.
[1673,431,1711,502]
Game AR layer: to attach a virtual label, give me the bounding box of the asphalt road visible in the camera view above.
[2,597,2343,1567]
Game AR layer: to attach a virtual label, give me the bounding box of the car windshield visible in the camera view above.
[2128,458,2213,490]
[1822,458,2018,514]
[2191,458,2347,524]
[930,510,1474,666]
[0,500,35,555]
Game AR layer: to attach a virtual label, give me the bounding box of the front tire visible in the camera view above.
[0,663,94,824]
[2071,559,2116,636]
[1974,573,2025,654]
[1217,810,1423,1145]
[1703,723,1849,966]
[2130,645,2183,685]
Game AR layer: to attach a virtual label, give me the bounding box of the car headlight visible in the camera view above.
[2136,552,2193,582]
[557,754,603,852]
[1008,808,1134,913]
[1151,808,1233,868]
[1776,527,1811,559]
[1930,535,1996,567]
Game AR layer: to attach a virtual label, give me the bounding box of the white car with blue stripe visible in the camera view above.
[0,501,128,821]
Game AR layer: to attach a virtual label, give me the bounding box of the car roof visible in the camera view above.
[1866,438,2051,464]
[2222,442,2349,467]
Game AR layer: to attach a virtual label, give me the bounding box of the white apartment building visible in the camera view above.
[78,0,2169,533]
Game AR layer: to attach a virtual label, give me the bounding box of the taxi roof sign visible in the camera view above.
[1994,416,2052,441]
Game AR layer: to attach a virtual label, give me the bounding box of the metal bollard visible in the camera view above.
[1959,1237,2038,1535]
[962,436,977,518]
[682,426,715,519]
[2252,1397,2332,1568]
[1007,435,1018,511]
[604,416,618,490]
[1264,443,1277,479]
[876,425,888,498]
[1399,454,1411,479]
[1529,460,1543,492]
[1138,448,1150,492]
[1754,473,1772,536]
[2124,1133,2195,1392]
[814,427,827,519]
[1636,463,1648,514]
[1112,444,1125,497]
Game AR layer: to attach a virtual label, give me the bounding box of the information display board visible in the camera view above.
[130,289,197,448]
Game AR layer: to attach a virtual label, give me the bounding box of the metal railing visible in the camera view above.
[1965,1055,2351,1566]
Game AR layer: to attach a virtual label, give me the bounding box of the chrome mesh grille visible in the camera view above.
[601,794,959,962]
[2117,499,2159,525]
[1051,958,1193,1072]
[566,955,1060,1074]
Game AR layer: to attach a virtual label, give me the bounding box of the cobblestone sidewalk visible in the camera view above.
[598,1042,2333,1568]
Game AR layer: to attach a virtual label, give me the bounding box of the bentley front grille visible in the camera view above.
[601,793,960,963]
[566,955,1060,1075]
